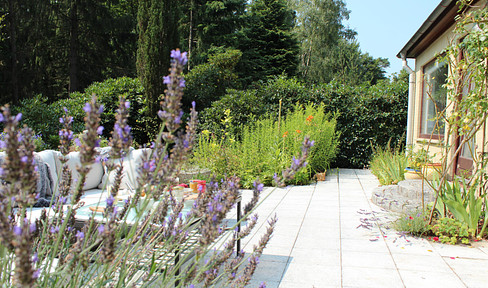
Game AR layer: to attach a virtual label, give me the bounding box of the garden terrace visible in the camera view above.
[244,169,488,287]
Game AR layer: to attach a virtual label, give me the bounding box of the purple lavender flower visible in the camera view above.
[33,269,40,280]
[107,195,114,207]
[13,226,22,236]
[124,101,130,109]
[76,231,84,240]
[98,225,105,234]
[83,103,91,113]
[97,126,104,135]
[30,222,36,233]
[0,114,3,122]
[253,181,264,192]
[163,76,171,84]
[14,113,22,122]
[32,253,38,263]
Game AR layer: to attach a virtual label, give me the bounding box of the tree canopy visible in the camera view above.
[0,0,391,106]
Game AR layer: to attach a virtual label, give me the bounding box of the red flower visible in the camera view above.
[409,216,414,220]
[433,237,439,242]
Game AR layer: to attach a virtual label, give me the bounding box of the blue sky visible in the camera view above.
[344,0,441,76]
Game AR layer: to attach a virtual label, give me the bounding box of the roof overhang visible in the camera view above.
[397,0,464,59]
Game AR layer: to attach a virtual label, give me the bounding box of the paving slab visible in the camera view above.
[243,169,488,288]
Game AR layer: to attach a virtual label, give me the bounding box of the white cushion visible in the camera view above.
[99,148,150,191]
[66,151,104,191]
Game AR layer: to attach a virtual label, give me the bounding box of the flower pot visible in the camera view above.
[404,168,422,180]
[315,171,326,181]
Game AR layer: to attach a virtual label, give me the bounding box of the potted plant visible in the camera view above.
[405,148,440,180]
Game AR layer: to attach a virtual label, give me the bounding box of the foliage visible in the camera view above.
[137,0,180,118]
[316,79,408,168]
[194,103,339,187]
[11,95,61,149]
[329,40,389,85]
[183,48,242,110]
[434,177,486,236]
[237,0,299,84]
[199,89,264,138]
[199,76,310,138]
[12,77,148,149]
[200,74,408,168]
[0,0,138,103]
[392,211,430,237]
[289,0,388,85]
[369,141,408,185]
[191,129,241,181]
[0,132,47,152]
[181,0,247,66]
[407,147,433,170]
[431,217,475,245]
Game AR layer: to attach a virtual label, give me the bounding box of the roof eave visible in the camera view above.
[397,0,458,59]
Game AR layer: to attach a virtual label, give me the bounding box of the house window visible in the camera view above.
[420,60,448,138]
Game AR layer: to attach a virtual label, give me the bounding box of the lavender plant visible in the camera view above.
[0,50,313,287]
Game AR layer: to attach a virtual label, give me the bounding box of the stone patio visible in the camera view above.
[236,169,488,288]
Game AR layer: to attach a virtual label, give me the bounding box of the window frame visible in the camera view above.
[419,58,448,140]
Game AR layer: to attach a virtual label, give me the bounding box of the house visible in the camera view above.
[397,0,487,176]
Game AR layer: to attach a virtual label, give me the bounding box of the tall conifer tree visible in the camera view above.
[238,0,299,84]
[137,0,179,118]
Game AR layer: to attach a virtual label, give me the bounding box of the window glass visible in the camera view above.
[421,60,448,137]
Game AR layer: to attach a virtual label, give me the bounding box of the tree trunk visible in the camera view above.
[8,0,19,104]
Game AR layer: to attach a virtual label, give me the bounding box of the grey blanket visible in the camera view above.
[0,153,54,207]
[33,154,54,207]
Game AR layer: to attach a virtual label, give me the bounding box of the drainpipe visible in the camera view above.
[401,55,416,151]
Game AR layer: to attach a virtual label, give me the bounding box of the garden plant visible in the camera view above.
[0,50,313,287]
[192,103,338,187]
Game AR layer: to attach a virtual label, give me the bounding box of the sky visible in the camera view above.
[344,0,441,77]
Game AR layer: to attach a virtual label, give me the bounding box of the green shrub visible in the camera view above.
[199,75,408,169]
[13,77,149,149]
[392,211,430,236]
[369,141,408,185]
[183,48,242,110]
[431,217,475,245]
[194,103,339,187]
[12,95,64,149]
[199,89,264,139]
[314,78,408,168]
[191,130,241,181]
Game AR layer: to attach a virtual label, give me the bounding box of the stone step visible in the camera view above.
[371,180,437,214]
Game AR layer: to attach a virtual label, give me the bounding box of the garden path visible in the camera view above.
[237,169,488,288]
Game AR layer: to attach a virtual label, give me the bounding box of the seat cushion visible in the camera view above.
[99,148,150,191]
[66,151,104,191]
